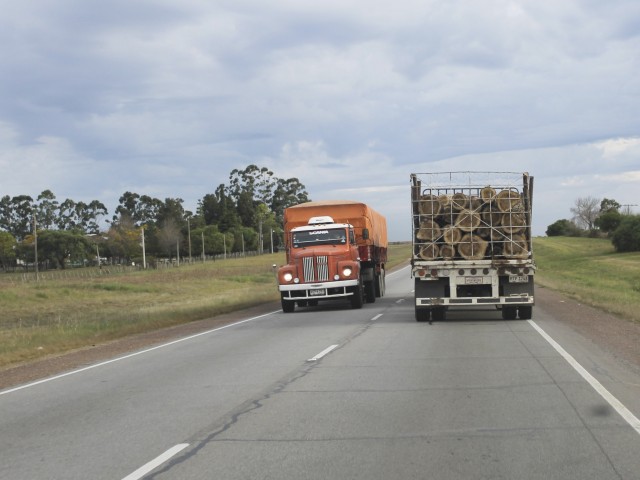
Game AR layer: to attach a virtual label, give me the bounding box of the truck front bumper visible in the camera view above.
[279,279,359,301]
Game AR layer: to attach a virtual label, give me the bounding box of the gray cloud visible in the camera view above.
[1,0,639,240]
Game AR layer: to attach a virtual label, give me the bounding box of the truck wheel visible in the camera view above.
[350,284,364,309]
[501,306,517,320]
[365,280,376,303]
[415,306,429,322]
[518,306,533,320]
[375,270,385,297]
[281,298,295,313]
[432,307,447,322]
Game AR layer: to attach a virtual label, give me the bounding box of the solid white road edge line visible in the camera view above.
[0,310,281,397]
[121,443,189,480]
[307,344,339,362]
[528,319,640,436]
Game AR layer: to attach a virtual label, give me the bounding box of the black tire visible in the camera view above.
[432,307,447,322]
[281,298,295,313]
[416,306,430,322]
[518,306,533,320]
[501,306,517,320]
[365,280,376,303]
[350,283,364,309]
[375,269,385,297]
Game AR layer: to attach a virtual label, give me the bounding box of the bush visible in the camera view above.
[546,219,583,237]
[595,210,622,235]
[611,215,640,252]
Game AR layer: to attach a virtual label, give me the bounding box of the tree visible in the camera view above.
[74,200,108,234]
[37,230,91,269]
[228,165,276,207]
[192,225,227,255]
[570,196,600,230]
[270,177,310,224]
[0,231,17,270]
[611,215,640,252]
[595,210,623,235]
[114,192,163,227]
[35,190,60,230]
[0,195,34,240]
[600,198,621,213]
[198,184,240,232]
[106,214,142,262]
[156,218,183,257]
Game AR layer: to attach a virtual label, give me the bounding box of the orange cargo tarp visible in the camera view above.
[283,200,388,248]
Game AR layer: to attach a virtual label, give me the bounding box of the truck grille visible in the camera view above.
[302,255,329,282]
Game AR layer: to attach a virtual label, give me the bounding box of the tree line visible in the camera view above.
[546,197,640,252]
[0,165,310,270]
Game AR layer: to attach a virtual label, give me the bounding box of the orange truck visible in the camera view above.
[276,200,388,312]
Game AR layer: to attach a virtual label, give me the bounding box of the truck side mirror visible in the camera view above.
[362,228,369,240]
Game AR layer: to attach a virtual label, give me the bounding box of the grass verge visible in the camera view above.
[533,236,640,323]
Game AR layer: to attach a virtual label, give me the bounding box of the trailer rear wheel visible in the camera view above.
[501,306,517,320]
[432,307,447,322]
[518,306,533,320]
[415,306,429,322]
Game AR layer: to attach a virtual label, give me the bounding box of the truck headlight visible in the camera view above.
[342,267,352,277]
[283,272,293,282]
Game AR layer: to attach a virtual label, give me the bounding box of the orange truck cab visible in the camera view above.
[276,200,388,313]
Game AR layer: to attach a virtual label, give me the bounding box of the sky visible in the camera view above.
[1,0,639,241]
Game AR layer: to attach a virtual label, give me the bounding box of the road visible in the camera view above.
[1,266,640,479]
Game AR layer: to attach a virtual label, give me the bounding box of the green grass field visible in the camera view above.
[533,236,640,323]
[0,244,412,368]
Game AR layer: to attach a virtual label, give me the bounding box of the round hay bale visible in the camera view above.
[458,234,488,260]
[418,194,441,216]
[442,225,462,244]
[480,186,496,203]
[455,209,481,232]
[495,188,523,212]
[503,235,529,259]
[440,244,456,260]
[500,212,527,234]
[416,219,442,241]
[451,192,469,211]
[419,243,440,260]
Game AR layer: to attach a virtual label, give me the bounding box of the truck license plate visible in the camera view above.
[465,277,483,285]
[309,288,326,297]
[509,275,528,283]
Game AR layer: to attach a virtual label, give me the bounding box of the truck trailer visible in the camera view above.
[411,172,535,322]
[276,200,388,312]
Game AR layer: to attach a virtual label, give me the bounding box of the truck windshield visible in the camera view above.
[292,228,347,247]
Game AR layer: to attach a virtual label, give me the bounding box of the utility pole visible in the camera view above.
[141,228,146,269]
[201,231,205,261]
[621,204,638,215]
[33,213,39,282]
[187,217,192,262]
